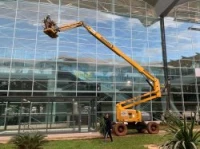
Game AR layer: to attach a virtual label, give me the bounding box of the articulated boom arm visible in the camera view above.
[58,21,83,32]
[117,90,158,109]
[43,18,161,110]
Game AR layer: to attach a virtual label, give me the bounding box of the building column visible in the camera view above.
[160,17,170,111]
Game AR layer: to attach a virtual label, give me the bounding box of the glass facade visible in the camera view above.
[0,0,199,133]
[166,1,200,113]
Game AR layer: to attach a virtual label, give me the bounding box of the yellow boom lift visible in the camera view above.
[43,16,162,136]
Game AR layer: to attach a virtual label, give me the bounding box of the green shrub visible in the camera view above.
[97,116,106,136]
[160,112,200,149]
[9,132,48,149]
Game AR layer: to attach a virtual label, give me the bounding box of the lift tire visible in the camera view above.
[147,122,159,134]
[114,123,128,136]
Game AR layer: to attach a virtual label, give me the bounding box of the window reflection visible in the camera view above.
[0,0,200,123]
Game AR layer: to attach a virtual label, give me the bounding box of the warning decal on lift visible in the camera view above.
[121,111,128,117]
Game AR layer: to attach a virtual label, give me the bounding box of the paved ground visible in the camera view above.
[0,132,102,144]
[0,130,168,144]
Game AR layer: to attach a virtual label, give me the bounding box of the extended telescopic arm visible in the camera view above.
[43,17,161,110]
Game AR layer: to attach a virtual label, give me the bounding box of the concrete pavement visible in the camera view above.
[0,132,102,144]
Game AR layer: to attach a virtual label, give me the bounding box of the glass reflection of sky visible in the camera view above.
[0,1,200,65]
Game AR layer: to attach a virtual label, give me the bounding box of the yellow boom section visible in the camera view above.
[43,20,161,110]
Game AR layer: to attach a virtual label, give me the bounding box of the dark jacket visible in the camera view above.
[104,117,112,131]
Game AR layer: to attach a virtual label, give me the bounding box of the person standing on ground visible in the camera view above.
[104,113,113,142]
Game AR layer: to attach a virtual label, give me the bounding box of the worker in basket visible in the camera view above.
[43,15,60,32]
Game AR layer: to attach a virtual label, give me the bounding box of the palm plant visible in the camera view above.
[9,132,48,149]
[97,116,106,136]
[160,111,200,149]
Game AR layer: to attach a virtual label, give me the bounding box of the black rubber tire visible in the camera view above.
[114,123,128,136]
[147,122,159,134]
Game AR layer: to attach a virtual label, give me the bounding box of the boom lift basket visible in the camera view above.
[43,28,58,38]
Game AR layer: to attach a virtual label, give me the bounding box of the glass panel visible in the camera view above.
[16,19,37,30]
[10,69,33,81]
[34,81,54,91]
[0,8,16,18]
[30,102,50,130]
[36,40,57,51]
[58,62,77,72]
[171,85,182,92]
[152,102,163,111]
[58,51,77,62]
[15,29,36,39]
[58,42,78,52]
[59,30,78,42]
[60,8,78,21]
[0,103,6,130]
[0,37,13,48]
[78,63,96,72]
[78,36,96,46]
[10,81,32,90]
[56,81,76,91]
[132,39,148,49]
[97,27,113,37]
[9,92,32,96]
[35,61,56,71]
[184,102,198,112]
[182,84,196,93]
[116,92,132,102]
[55,92,76,96]
[114,40,131,49]
[39,4,58,15]
[33,92,54,96]
[14,38,35,50]
[116,82,132,91]
[77,82,96,91]
[18,1,38,11]
[98,82,114,92]
[57,71,76,81]
[97,44,113,55]
[130,16,147,32]
[97,54,114,64]
[34,70,55,80]
[78,53,96,64]
[115,28,131,39]
[0,27,14,37]
[132,31,147,40]
[134,84,151,92]
[172,93,182,102]
[139,103,151,111]
[182,76,196,85]
[13,50,35,60]
[0,80,9,90]
[183,93,197,102]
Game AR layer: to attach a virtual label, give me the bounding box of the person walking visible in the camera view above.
[104,113,113,142]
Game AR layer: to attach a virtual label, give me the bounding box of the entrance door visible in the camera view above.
[79,101,91,132]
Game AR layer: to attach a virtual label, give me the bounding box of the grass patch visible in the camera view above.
[0,134,168,149]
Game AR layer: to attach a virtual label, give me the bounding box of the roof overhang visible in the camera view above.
[2,0,198,26]
[155,0,193,17]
